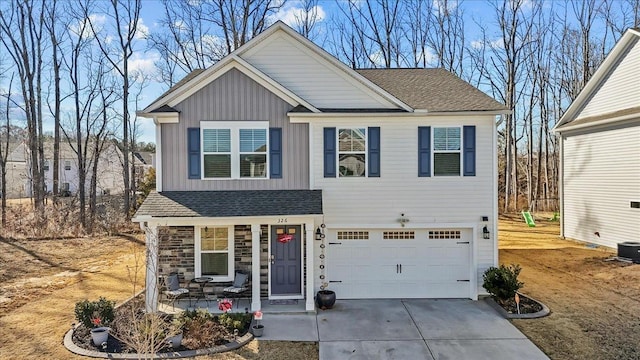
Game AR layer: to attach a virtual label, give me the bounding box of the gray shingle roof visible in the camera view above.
[135,190,323,218]
[357,68,508,112]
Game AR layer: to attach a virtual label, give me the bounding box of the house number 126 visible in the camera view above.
[277,218,288,223]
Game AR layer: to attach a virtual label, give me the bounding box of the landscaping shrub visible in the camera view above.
[218,312,252,333]
[482,264,524,304]
[74,297,116,328]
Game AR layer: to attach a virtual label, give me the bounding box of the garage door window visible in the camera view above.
[337,231,369,240]
[383,231,415,239]
[428,230,461,239]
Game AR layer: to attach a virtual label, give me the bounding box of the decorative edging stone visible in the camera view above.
[63,325,254,359]
[485,293,550,319]
[63,288,254,358]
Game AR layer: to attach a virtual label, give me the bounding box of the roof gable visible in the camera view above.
[237,23,410,110]
[140,55,319,115]
[555,29,640,132]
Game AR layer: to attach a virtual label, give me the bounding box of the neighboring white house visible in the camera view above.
[3,143,29,198]
[134,21,509,312]
[8,140,132,197]
[553,28,640,249]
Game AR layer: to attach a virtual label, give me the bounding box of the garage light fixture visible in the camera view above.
[315,227,324,241]
[483,225,490,239]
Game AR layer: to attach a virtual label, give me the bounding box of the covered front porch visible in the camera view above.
[133,190,323,314]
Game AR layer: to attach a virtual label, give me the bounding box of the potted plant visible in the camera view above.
[316,289,336,309]
[74,297,116,346]
[167,317,185,349]
[251,310,264,337]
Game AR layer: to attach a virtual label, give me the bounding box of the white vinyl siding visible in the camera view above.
[311,115,496,294]
[575,38,640,119]
[562,124,640,248]
[241,34,398,109]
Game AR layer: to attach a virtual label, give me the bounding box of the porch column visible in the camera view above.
[144,224,159,313]
[305,222,315,311]
[251,223,261,311]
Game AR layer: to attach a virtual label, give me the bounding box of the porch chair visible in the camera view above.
[223,271,249,308]
[160,273,190,310]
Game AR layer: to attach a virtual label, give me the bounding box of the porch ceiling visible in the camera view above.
[135,190,323,218]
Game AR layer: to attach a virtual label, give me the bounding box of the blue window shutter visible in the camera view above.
[324,127,336,178]
[269,128,282,179]
[463,125,476,176]
[368,127,380,177]
[418,126,431,177]
[187,128,201,179]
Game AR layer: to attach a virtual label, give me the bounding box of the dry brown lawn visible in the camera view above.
[500,213,640,360]
[0,233,318,360]
[2,212,637,360]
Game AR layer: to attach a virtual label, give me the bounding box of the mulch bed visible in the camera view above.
[496,294,543,314]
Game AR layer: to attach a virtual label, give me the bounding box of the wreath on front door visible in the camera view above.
[277,234,294,243]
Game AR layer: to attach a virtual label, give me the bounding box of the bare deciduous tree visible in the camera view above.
[0,0,48,219]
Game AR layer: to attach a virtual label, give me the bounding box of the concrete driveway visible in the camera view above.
[259,299,549,360]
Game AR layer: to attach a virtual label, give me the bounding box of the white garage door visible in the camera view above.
[326,229,472,299]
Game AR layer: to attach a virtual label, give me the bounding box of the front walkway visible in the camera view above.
[255,299,549,360]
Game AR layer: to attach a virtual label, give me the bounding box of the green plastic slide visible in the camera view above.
[522,211,536,227]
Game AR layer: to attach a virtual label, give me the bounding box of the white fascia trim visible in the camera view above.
[141,55,319,114]
[554,31,640,130]
[554,112,640,133]
[288,110,509,122]
[236,22,413,112]
[164,57,319,112]
[132,215,321,227]
[230,56,319,112]
[156,125,162,192]
[136,111,179,124]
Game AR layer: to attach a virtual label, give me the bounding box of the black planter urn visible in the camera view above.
[316,290,336,309]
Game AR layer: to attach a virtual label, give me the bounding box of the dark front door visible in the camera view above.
[271,225,302,296]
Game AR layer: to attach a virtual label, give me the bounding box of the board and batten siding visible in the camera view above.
[562,122,640,248]
[241,34,398,109]
[575,38,640,120]
[310,115,497,292]
[161,68,309,191]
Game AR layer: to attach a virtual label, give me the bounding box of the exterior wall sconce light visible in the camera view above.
[398,213,410,227]
[315,227,324,241]
[483,225,490,239]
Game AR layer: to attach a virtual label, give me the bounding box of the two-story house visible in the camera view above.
[135,21,509,312]
[8,140,131,197]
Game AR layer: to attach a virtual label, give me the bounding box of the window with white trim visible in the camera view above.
[64,160,71,171]
[201,122,268,179]
[433,127,461,176]
[43,160,50,171]
[338,128,366,177]
[195,226,234,280]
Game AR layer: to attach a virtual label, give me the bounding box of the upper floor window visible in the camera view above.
[433,127,461,176]
[43,160,50,171]
[201,122,268,179]
[64,160,71,171]
[338,128,366,177]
